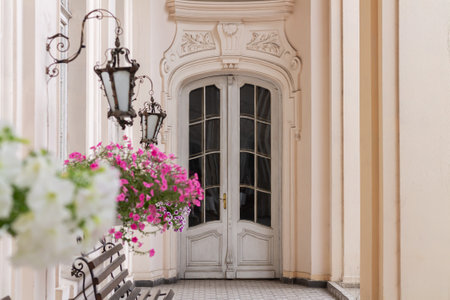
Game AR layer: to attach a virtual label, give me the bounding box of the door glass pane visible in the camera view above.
[257,156,271,191]
[240,152,254,186]
[189,87,203,122]
[205,154,220,187]
[205,187,220,222]
[206,85,220,118]
[257,192,271,227]
[239,83,272,226]
[240,187,255,221]
[189,123,203,157]
[206,119,220,152]
[189,201,204,227]
[256,87,271,122]
[189,157,203,186]
[240,84,254,117]
[188,83,222,227]
[257,122,270,156]
[240,118,254,150]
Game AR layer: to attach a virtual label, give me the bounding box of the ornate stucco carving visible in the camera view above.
[180,31,216,56]
[247,31,282,57]
[218,23,243,56]
[161,0,302,148]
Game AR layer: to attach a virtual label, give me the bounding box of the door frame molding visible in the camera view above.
[160,8,302,279]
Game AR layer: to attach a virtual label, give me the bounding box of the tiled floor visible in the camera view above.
[144,280,336,300]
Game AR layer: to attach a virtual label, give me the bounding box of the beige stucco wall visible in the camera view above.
[286,0,333,281]
[286,0,361,283]
[399,0,450,298]
[360,0,450,299]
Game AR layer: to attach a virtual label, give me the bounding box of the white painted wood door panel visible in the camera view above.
[179,76,280,279]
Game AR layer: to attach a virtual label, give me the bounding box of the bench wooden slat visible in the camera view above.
[88,243,123,269]
[97,269,129,299]
[138,289,151,300]
[150,289,161,300]
[93,253,126,285]
[108,280,133,300]
[126,287,142,300]
[163,289,175,300]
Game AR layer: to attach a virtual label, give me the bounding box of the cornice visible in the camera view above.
[167,0,295,22]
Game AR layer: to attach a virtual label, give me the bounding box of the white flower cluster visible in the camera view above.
[0,124,22,219]
[0,123,120,268]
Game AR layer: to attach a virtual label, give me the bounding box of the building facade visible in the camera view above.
[0,0,449,299]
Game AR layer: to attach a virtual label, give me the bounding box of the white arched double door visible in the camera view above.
[179,76,280,279]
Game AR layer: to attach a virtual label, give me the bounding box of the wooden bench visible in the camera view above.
[70,241,174,300]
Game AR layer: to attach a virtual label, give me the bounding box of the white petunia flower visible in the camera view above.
[15,153,60,188]
[11,211,81,268]
[0,142,22,183]
[25,176,75,229]
[0,178,12,218]
[74,164,119,250]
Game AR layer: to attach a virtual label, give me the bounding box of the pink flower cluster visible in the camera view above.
[66,135,204,257]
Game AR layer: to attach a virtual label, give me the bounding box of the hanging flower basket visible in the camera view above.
[65,136,204,256]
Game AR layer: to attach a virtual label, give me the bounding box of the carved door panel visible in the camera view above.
[180,76,280,279]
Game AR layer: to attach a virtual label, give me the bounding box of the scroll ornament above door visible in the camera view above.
[162,0,301,92]
[161,0,302,145]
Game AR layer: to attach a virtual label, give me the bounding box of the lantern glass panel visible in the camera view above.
[155,117,163,138]
[147,114,159,140]
[101,71,115,111]
[113,70,131,112]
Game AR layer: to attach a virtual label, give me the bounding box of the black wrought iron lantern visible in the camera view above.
[137,76,166,147]
[46,9,140,129]
[94,37,140,129]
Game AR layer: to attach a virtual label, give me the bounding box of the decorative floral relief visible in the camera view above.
[222,23,239,36]
[180,31,216,56]
[247,31,282,57]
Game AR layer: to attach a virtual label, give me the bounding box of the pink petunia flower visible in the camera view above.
[139,222,145,231]
[114,231,123,239]
[116,193,126,202]
[143,181,153,188]
[131,237,138,243]
[149,249,155,257]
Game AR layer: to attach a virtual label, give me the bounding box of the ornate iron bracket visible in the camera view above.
[46,9,123,78]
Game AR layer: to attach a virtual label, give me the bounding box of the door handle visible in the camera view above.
[223,193,227,210]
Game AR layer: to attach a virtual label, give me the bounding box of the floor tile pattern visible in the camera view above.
[144,279,336,300]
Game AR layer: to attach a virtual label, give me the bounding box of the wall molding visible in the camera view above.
[167,0,294,22]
